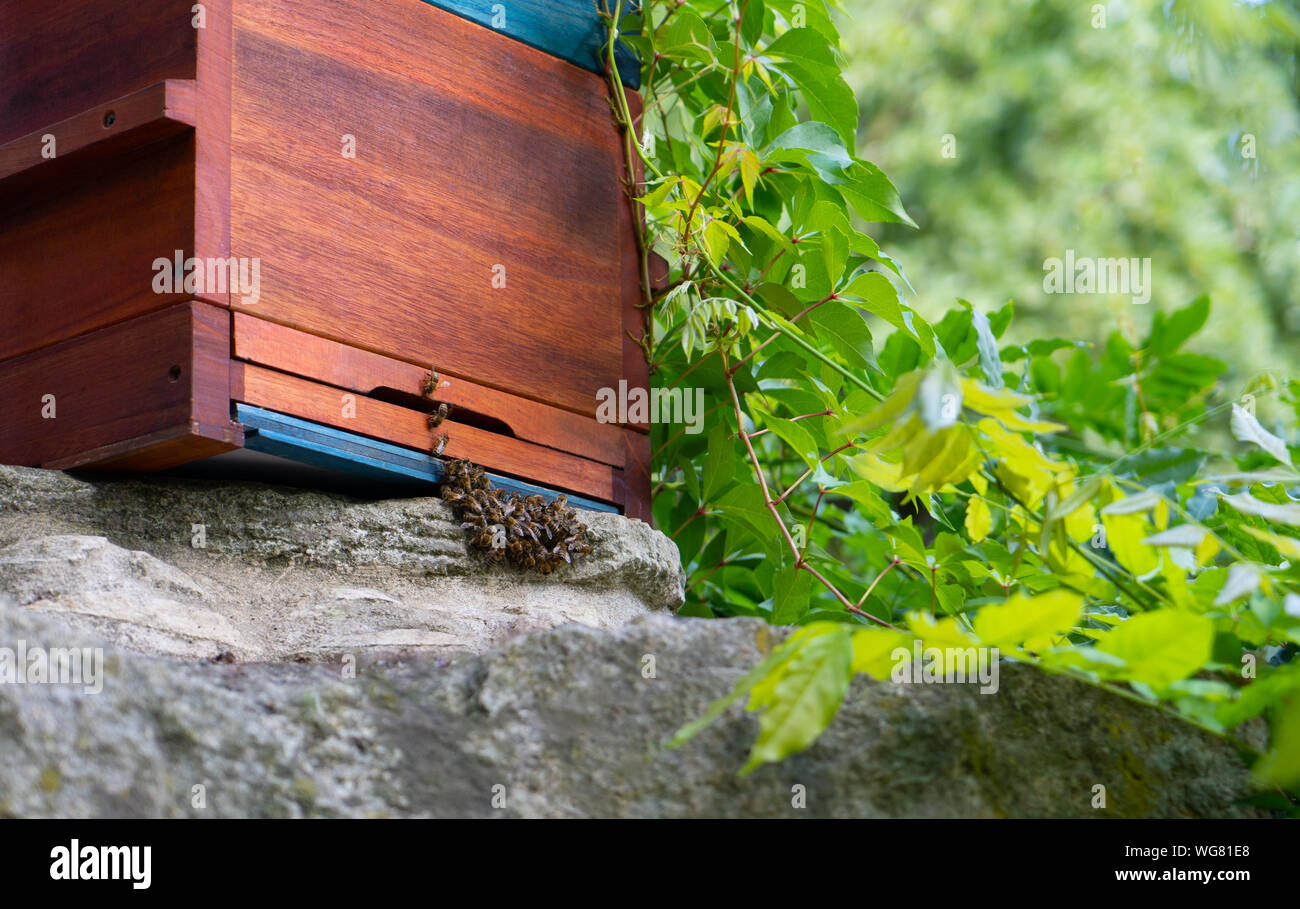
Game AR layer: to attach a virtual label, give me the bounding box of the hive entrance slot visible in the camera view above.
[366,386,516,438]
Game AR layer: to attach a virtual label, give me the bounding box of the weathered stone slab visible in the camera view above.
[0,602,1262,818]
[0,466,684,661]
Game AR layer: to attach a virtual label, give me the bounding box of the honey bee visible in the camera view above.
[438,458,592,575]
[421,370,439,396]
[427,402,450,429]
[432,433,450,456]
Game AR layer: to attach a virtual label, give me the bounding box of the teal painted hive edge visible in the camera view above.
[423,0,642,89]
[235,404,618,512]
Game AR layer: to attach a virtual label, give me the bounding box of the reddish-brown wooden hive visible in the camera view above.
[0,0,650,518]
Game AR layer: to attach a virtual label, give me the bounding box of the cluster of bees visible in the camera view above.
[421,370,592,574]
[440,459,593,575]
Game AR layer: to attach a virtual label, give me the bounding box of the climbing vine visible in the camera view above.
[602,0,1299,802]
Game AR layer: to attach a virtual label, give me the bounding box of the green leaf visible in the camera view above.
[1101,511,1160,575]
[702,425,737,501]
[965,494,994,542]
[1096,610,1215,690]
[773,566,813,624]
[765,0,840,43]
[850,627,914,678]
[1220,492,1300,526]
[808,300,876,372]
[762,412,821,467]
[762,30,858,147]
[659,8,714,63]
[764,122,854,182]
[1255,699,1300,790]
[763,27,840,77]
[740,0,766,45]
[836,162,916,227]
[741,628,854,774]
[972,589,1082,650]
[666,632,804,749]
[714,485,783,561]
[1213,562,1263,606]
[1230,404,1293,466]
[742,215,795,253]
[840,272,935,356]
[962,300,1004,389]
[1149,295,1210,356]
[1117,447,1207,485]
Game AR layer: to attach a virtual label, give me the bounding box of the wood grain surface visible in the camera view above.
[1,0,651,516]
[0,0,197,145]
[230,0,628,417]
[0,132,196,362]
[0,80,195,185]
[0,302,240,468]
[231,362,619,502]
[232,312,629,466]
[194,0,233,307]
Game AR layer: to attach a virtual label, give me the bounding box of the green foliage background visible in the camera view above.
[841,0,1300,376]
[605,0,1300,804]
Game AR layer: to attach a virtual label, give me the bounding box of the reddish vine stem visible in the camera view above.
[801,488,826,561]
[680,0,749,257]
[743,410,833,441]
[685,558,729,594]
[671,507,705,540]
[855,558,901,609]
[726,292,839,376]
[721,347,899,630]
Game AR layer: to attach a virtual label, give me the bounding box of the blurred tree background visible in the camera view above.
[838,0,1300,383]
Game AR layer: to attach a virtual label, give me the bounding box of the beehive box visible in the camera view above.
[0,0,650,518]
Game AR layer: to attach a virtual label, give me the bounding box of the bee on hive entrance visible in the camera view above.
[427,402,450,428]
[421,370,439,396]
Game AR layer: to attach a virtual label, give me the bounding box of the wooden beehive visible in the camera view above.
[0,0,650,517]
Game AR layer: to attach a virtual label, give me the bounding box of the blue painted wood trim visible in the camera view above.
[422,0,642,89]
[235,404,617,512]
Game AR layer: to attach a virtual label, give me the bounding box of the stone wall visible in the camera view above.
[0,466,1265,817]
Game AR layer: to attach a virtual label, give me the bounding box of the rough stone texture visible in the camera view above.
[0,602,1262,818]
[0,466,684,661]
[0,466,1265,818]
